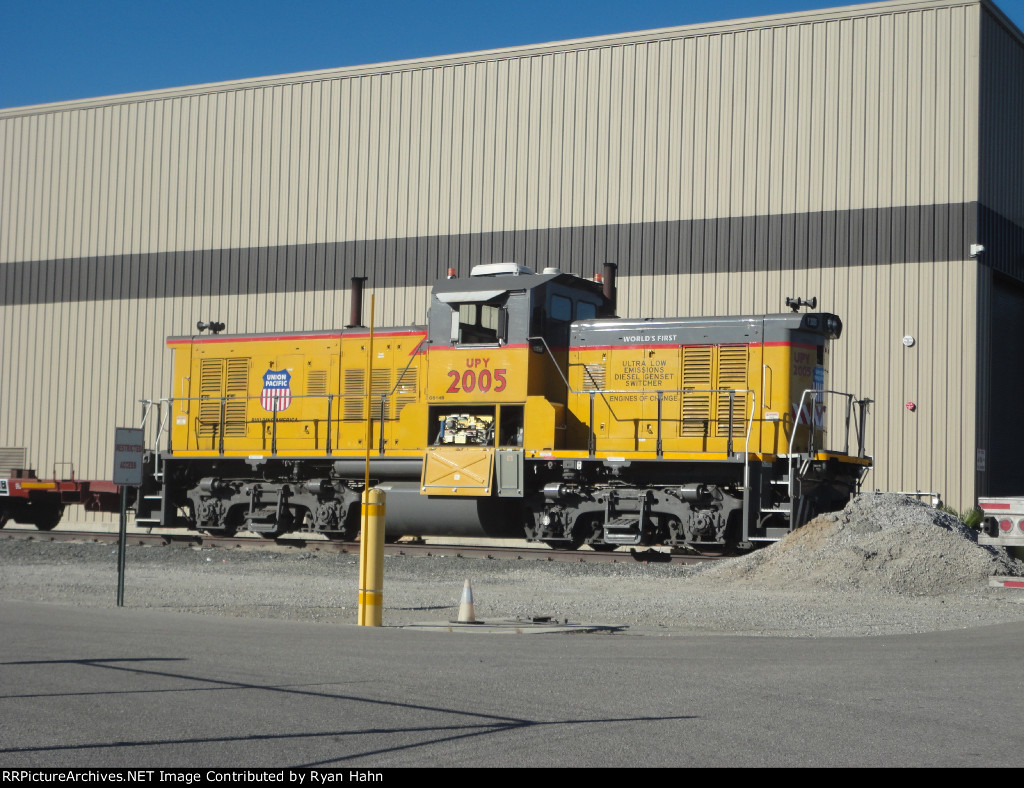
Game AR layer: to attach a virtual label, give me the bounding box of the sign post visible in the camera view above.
[112,427,145,607]
[357,293,386,627]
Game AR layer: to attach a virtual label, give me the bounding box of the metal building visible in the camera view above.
[2,0,1023,515]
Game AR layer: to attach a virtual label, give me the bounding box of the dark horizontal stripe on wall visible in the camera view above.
[0,202,989,307]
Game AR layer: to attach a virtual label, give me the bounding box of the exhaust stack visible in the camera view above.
[347,277,367,328]
[602,262,618,316]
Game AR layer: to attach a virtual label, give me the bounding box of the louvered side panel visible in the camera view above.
[371,368,392,420]
[582,363,606,391]
[307,370,328,395]
[680,346,712,437]
[343,369,364,421]
[394,366,418,417]
[198,359,224,437]
[224,358,250,437]
[716,346,750,437]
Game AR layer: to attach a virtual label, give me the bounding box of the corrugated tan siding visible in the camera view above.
[0,0,999,511]
[1,1,980,264]
[617,260,978,507]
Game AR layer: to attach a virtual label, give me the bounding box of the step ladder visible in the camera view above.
[134,464,166,527]
[134,494,166,527]
[759,474,794,515]
[245,488,288,533]
[135,401,170,527]
[603,515,643,545]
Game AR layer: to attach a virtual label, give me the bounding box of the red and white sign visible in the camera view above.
[791,403,825,428]
[261,369,293,412]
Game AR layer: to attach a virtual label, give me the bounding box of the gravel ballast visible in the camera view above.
[2,494,1023,637]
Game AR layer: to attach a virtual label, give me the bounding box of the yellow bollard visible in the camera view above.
[358,488,386,626]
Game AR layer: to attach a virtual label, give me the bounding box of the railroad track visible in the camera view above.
[1,528,721,565]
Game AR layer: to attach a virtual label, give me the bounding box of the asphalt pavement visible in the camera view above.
[2,600,1022,768]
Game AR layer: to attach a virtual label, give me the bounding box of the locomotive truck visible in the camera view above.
[130,262,872,551]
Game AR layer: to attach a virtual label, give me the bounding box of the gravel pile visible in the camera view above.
[2,494,1023,637]
[699,493,1024,594]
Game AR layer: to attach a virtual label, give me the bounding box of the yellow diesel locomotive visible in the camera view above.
[136,263,872,550]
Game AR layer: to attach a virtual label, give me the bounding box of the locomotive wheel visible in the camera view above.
[199,505,239,538]
[588,543,618,552]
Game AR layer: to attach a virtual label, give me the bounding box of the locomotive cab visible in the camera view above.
[423,264,605,456]
[426,263,606,355]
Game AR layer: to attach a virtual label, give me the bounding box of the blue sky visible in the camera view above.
[2,0,1023,110]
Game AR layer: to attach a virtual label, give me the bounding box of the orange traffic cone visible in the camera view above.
[457,579,477,623]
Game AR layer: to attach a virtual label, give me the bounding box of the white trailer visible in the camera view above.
[978,499,1024,587]
[978,498,1024,548]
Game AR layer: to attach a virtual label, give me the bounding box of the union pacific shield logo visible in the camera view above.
[261,369,292,412]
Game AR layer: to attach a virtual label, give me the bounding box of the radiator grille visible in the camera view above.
[394,366,418,417]
[307,370,328,396]
[371,369,392,420]
[343,369,364,421]
[680,346,712,437]
[582,363,606,392]
[716,345,749,437]
[198,358,249,437]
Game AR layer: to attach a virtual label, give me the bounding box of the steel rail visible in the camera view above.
[0,528,723,565]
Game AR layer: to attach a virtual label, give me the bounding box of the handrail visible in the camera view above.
[526,334,756,459]
[158,386,759,461]
[786,388,870,503]
[787,389,862,457]
[156,379,867,464]
[155,392,372,457]
[139,398,172,480]
[388,338,429,399]
[376,337,429,454]
[573,387,756,458]
[52,461,75,481]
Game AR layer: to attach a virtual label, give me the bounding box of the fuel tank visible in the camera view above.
[374,482,523,538]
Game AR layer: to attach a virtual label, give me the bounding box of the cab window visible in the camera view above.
[547,294,573,348]
[455,301,503,345]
